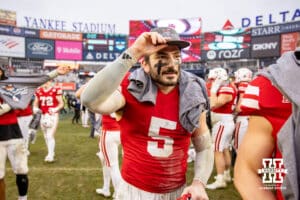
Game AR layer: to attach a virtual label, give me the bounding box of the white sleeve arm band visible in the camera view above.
[81,50,137,110]
[0,103,11,115]
[192,130,214,185]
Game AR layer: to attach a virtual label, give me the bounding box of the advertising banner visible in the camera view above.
[83,33,127,52]
[252,20,300,37]
[40,30,82,41]
[83,50,121,62]
[9,27,24,37]
[11,58,43,74]
[0,25,24,36]
[281,32,300,54]
[0,35,25,57]
[251,35,280,58]
[201,48,250,61]
[26,38,55,59]
[24,28,40,38]
[55,82,76,91]
[0,9,16,26]
[202,28,251,51]
[129,18,202,62]
[0,25,10,35]
[55,40,82,60]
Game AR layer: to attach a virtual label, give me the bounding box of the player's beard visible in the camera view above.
[149,61,180,87]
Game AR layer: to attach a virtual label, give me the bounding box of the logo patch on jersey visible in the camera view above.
[257,158,288,190]
[0,85,28,102]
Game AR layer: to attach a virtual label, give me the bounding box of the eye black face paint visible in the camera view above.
[154,60,168,75]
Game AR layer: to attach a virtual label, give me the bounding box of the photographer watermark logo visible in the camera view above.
[258,158,288,190]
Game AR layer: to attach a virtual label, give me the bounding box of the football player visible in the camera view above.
[234,47,300,199]
[0,66,72,200]
[233,68,253,150]
[206,67,237,189]
[95,114,121,198]
[33,80,64,162]
[76,83,122,198]
[81,27,213,200]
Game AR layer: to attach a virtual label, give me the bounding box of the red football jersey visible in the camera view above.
[119,74,191,193]
[212,84,237,114]
[237,81,249,95]
[0,97,18,125]
[102,114,120,131]
[35,86,62,114]
[236,81,249,116]
[16,104,33,117]
[240,76,292,200]
[206,79,213,97]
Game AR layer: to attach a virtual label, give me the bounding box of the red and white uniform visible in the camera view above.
[35,86,62,114]
[97,114,121,194]
[0,98,19,128]
[236,82,248,95]
[100,115,121,166]
[35,85,62,161]
[0,97,28,179]
[206,79,213,97]
[240,76,292,200]
[234,81,249,149]
[211,84,237,152]
[99,115,121,167]
[118,75,191,193]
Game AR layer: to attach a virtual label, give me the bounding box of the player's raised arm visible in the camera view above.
[81,32,168,114]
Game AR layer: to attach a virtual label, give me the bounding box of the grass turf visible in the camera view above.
[5,113,242,200]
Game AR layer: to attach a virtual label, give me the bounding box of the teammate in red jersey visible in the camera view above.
[95,114,121,198]
[234,47,300,200]
[206,67,237,190]
[206,68,218,98]
[33,80,64,162]
[233,68,253,150]
[0,66,72,200]
[76,83,122,198]
[81,27,213,200]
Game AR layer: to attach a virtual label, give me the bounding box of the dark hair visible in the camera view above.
[144,55,150,64]
[0,68,8,80]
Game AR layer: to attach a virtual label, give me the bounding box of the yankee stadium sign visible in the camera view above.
[23,16,116,34]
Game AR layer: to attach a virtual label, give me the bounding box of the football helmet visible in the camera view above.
[41,114,55,128]
[207,68,217,79]
[214,67,228,81]
[207,67,228,81]
[234,68,253,83]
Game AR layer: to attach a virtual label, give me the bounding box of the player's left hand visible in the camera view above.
[181,181,209,200]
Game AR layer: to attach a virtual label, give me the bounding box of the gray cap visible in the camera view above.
[150,27,190,49]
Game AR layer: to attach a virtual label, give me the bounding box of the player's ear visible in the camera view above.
[141,58,150,73]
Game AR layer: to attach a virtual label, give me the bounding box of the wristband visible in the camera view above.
[117,50,138,70]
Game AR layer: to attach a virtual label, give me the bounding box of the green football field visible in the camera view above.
[5,113,242,200]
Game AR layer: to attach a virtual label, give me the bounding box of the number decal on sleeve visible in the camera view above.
[147,117,176,157]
